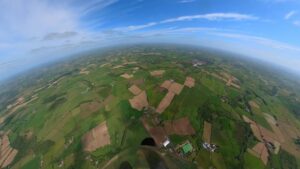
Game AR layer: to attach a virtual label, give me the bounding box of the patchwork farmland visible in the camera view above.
[0,45,299,169]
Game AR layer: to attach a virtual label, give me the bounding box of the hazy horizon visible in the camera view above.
[1,42,300,84]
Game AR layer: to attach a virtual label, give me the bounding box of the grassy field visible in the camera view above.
[0,45,299,169]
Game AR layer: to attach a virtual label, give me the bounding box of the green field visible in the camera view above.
[0,45,299,169]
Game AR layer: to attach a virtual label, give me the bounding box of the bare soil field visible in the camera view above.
[169,82,184,95]
[250,124,264,141]
[1,149,18,168]
[0,135,18,168]
[263,113,276,125]
[129,91,149,111]
[129,79,144,86]
[252,142,265,155]
[243,115,300,157]
[278,120,300,139]
[203,121,212,143]
[247,149,260,159]
[248,142,269,165]
[249,100,260,109]
[161,80,172,89]
[264,113,285,143]
[156,92,175,113]
[123,61,137,65]
[79,68,89,75]
[163,117,195,135]
[128,85,142,95]
[243,116,263,141]
[204,71,240,89]
[242,115,255,124]
[82,121,111,152]
[113,61,136,70]
[226,77,240,89]
[100,63,110,67]
[260,126,278,142]
[141,116,152,131]
[80,101,101,118]
[141,116,168,146]
[80,101,101,113]
[150,70,165,77]
[0,97,34,125]
[113,65,124,69]
[120,73,133,79]
[260,145,269,165]
[277,120,300,157]
[148,127,168,146]
[184,76,195,88]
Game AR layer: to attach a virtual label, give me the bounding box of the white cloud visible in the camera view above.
[43,31,78,41]
[212,32,300,51]
[161,13,258,23]
[260,0,297,3]
[285,10,297,20]
[0,0,119,80]
[80,0,118,15]
[178,0,196,3]
[293,20,300,26]
[117,22,158,31]
[113,13,258,32]
[0,0,79,40]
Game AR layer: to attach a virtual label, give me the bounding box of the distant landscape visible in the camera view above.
[0,45,300,169]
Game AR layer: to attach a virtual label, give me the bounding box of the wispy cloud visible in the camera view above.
[118,22,158,31]
[80,0,118,15]
[161,13,258,23]
[178,0,196,3]
[0,0,78,39]
[42,31,78,41]
[260,0,297,3]
[285,10,297,19]
[211,32,300,51]
[293,20,300,26]
[114,13,258,32]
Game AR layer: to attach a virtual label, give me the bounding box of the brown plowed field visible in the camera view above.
[156,92,175,113]
[128,85,142,95]
[163,117,195,136]
[184,77,195,88]
[82,121,111,152]
[203,121,212,143]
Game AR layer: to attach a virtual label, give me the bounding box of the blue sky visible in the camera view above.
[1,0,300,80]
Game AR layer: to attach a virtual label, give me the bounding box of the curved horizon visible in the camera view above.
[1,0,300,81]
